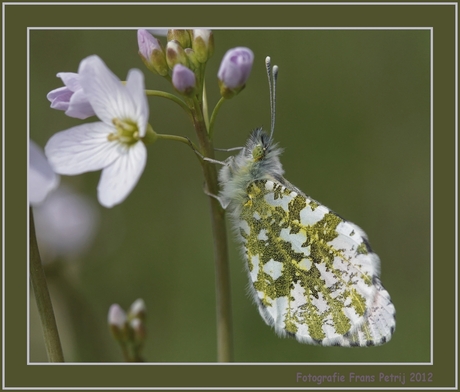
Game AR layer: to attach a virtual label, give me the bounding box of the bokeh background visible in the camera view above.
[30,29,430,363]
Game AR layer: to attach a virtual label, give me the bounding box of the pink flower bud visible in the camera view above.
[108,304,126,328]
[172,64,196,96]
[217,47,254,98]
[108,304,127,341]
[137,29,168,76]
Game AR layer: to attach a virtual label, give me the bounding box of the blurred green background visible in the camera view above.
[30,29,430,363]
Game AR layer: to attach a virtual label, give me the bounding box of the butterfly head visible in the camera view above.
[217,57,284,208]
[252,144,265,162]
[245,127,279,164]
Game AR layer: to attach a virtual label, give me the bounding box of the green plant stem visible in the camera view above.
[202,80,210,131]
[191,98,234,363]
[208,97,226,139]
[29,207,64,362]
[45,260,108,361]
[145,89,191,117]
[156,133,200,152]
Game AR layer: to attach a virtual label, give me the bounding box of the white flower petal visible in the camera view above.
[45,122,120,175]
[126,69,149,137]
[78,55,138,125]
[29,140,60,205]
[97,141,147,208]
[66,89,96,119]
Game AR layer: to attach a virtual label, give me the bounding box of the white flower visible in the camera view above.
[45,55,149,208]
[29,140,60,205]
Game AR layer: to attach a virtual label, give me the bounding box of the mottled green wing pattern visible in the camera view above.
[238,179,395,346]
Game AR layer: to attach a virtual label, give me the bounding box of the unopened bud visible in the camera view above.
[172,64,196,96]
[137,29,168,76]
[184,48,200,72]
[191,30,214,63]
[167,29,191,49]
[217,47,254,99]
[129,298,146,321]
[166,40,188,70]
[130,318,147,344]
[108,304,127,341]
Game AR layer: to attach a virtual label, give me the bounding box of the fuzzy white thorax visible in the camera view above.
[218,127,284,212]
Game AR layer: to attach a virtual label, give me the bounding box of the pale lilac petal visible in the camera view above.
[66,89,95,119]
[47,73,95,119]
[29,140,60,205]
[56,72,80,92]
[78,55,138,126]
[172,64,196,94]
[47,86,73,111]
[137,29,162,59]
[218,47,254,88]
[45,122,120,175]
[97,141,147,208]
[47,86,70,101]
[125,69,148,137]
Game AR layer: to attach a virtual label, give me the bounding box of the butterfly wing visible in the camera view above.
[344,277,396,346]
[238,179,395,346]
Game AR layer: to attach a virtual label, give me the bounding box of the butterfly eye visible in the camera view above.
[252,145,265,161]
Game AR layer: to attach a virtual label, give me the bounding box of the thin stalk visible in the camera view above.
[145,89,191,117]
[202,80,210,131]
[29,207,64,362]
[208,97,226,139]
[190,98,234,362]
[156,133,200,151]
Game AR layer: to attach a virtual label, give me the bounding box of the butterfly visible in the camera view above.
[215,57,395,346]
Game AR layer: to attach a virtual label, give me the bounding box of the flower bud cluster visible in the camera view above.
[138,29,214,97]
[45,31,257,211]
[108,299,147,361]
[138,29,254,100]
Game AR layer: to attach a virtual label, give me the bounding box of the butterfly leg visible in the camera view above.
[214,146,244,152]
[185,136,228,166]
[202,182,229,210]
[184,136,231,208]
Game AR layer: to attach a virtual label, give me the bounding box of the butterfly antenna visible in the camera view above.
[265,56,278,143]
